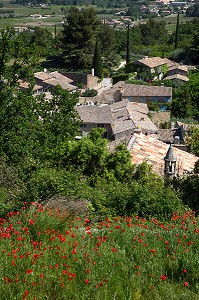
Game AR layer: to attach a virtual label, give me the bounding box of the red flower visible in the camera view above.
[183,269,187,273]
[26,269,33,274]
[111,248,117,252]
[184,281,189,287]
[160,275,167,281]
[84,279,89,284]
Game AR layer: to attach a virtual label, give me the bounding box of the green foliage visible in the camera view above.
[139,19,168,46]
[169,71,199,119]
[81,88,98,97]
[173,168,199,214]
[0,83,80,173]
[1,206,199,299]
[92,40,102,78]
[175,12,180,50]
[61,7,98,70]
[126,23,130,64]
[97,24,117,68]
[112,73,129,84]
[186,126,199,157]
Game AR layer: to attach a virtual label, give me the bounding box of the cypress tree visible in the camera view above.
[93,40,102,78]
[126,22,130,64]
[175,12,180,50]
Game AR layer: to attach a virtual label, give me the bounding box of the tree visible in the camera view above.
[0,27,14,77]
[97,24,117,68]
[92,39,102,78]
[139,19,167,46]
[0,84,81,171]
[61,7,98,69]
[175,12,180,50]
[189,30,199,64]
[186,126,199,157]
[126,22,130,64]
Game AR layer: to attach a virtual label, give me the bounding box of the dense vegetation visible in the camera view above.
[1,203,199,299]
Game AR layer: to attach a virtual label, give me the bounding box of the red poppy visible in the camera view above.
[160,275,166,281]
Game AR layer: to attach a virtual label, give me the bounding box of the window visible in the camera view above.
[97,124,104,128]
[128,96,133,102]
[140,97,145,103]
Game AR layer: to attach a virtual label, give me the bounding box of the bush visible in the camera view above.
[81,89,98,97]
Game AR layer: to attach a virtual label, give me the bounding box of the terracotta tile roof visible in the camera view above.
[129,133,198,176]
[138,57,166,68]
[34,71,73,83]
[17,80,43,91]
[168,65,188,72]
[43,78,77,91]
[164,74,189,82]
[122,84,172,97]
[162,58,177,68]
[34,71,77,91]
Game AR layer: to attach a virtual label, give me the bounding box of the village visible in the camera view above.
[16,54,198,178]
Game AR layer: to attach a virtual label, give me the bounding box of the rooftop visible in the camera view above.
[122,84,172,97]
[163,74,189,82]
[129,133,198,176]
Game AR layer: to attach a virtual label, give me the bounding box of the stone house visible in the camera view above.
[79,81,172,109]
[76,100,157,141]
[18,71,77,95]
[130,57,176,81]
[164,65,189,82]
[118,82,172,108]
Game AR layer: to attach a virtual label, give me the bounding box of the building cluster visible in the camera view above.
[15,55,198,177]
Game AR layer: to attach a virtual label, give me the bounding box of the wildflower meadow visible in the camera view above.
[1,202,199,300]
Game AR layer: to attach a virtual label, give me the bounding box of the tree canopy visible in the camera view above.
[61,7,98,70]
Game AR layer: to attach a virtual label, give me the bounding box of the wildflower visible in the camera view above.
[160,275,167,281]
[136,266,139,269]
[111,248,117,252]
[183,269,187,274]
[150,249,156,254]
[184,281,189,287]
[84,279,89,284]
[26,269,33,274]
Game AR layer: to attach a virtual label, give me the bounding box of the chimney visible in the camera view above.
[91,68,95,76]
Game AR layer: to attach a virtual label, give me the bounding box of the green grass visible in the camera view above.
[1,203,199,300]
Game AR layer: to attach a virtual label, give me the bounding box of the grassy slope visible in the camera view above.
[1,203,199,300]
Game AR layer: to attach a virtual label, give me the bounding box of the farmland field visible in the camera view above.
[0,0,195,35]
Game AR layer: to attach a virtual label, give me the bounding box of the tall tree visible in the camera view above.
[92,39,102,78]
[175,12,180,50]
[126,22,130,64]
[0,84,81,169]
[61,7,98,70]
[97,24,117,68]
